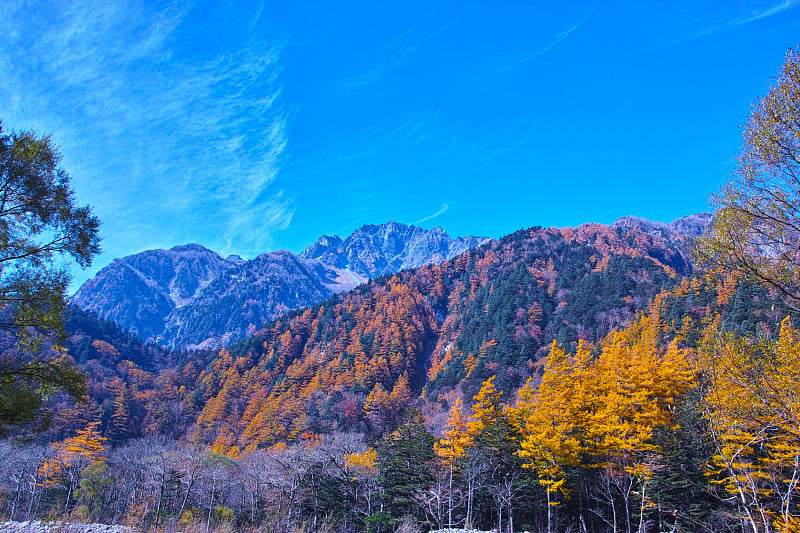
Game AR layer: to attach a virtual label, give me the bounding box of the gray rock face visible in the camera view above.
[160,251,355,350]
[73,223,487,349]
[300,221,489,278]
[611,213,712,239]
[73,244,236,342]
[668,212,713,237]
[609,214,711,275]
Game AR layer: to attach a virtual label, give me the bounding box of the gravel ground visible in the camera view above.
[0,522,136,532]
[429,529,531,533]
[429,529,499,533]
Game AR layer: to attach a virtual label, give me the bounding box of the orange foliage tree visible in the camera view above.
[39,421,106,513]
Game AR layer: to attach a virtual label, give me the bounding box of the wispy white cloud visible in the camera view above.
[415,203,450,225]
[667,0,800,42]
[294,108,453,235]
[337,14,432,91]
[315,110,444,173]
[733,0,800,24]
[469,123,537,162]
[341,45,418,90]
[0,0,289,285]
[491,3,596,73]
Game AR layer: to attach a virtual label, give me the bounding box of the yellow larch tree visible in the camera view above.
[344,447,378,478]
[702,317,800,533]
[467,375,503,437]
[434,396,473,529]
[587,307,694,533]
[509,340,591,533]
[390,372,414,406]
[465,376,522,532]
[343,446,380,519]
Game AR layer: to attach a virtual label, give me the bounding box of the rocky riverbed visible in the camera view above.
[0,522,136,532]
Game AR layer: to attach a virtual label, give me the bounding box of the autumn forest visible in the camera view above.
[2,41,800,533]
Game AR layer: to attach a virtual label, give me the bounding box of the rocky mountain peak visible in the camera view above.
[301,221,488,278]
[74,216,707,350]
[169,243,217,255]
[611,213,712,239]
[611,216,670,236]
[72,244,238,342]
[668,212,712,237]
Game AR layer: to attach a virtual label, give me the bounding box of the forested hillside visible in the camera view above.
[194,220,697,452]
[8,202,800,533]
[16,218,696,444]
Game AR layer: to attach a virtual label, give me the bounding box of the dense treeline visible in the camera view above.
[0,431,383,532]
[3,268,799,532]
[10,306,214,444]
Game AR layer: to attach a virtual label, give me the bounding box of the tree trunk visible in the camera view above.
[178,475,195,522]
[155,476,165,521]
[64,480,73,515]
[466,479,474,529]
[638,478,647,533]
[497,501,503,533]
[624,490,632,533]
[10,468,23,520]
[611,494,618,533]
[26,471,39,521]
[448,462,454,529]
[206,479,215,533]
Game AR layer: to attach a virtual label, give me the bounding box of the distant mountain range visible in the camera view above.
[73,216,710,351]
[73,222,489,349]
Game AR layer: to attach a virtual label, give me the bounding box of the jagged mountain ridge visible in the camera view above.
[73,222,489,349]
[300,221,488,278]
[160,251,347,348]
[612,212,712,239]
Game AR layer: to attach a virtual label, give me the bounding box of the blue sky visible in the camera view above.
[1,1,799,289]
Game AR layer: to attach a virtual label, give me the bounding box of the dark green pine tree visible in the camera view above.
[648,386,722,532]
[375,409,435,528]
[109,382,134,443]
[300,460,349,527]
[471,411,531,532]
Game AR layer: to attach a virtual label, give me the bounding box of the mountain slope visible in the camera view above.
[194,219,702,450]
[72,244,238,343]
[161,251,348,349]
[73,222,488,349]
[55,214,721,450]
